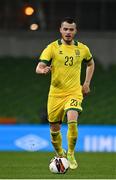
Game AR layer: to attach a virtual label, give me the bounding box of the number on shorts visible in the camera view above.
[70,99,78,106]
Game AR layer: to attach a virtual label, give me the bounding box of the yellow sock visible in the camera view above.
[50,130,63,156]
[67,120,78,155]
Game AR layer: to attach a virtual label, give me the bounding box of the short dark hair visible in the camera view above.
[61,17,77,26]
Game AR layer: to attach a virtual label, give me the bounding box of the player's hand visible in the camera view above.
[41,66,51,74]
[82,82,90,97]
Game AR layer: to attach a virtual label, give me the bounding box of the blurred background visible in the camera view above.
[0,0,116,152]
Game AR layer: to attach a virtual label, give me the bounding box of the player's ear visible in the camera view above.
[60,27,62,33]
[74,28,77,35]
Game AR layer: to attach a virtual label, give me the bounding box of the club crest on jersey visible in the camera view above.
[75,49,80,56]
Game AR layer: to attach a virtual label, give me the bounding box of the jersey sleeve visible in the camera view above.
[84,45,93,62]
[39,44,53,65]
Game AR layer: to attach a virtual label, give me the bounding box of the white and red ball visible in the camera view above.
[49,157,69,174]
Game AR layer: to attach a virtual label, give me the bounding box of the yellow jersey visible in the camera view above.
[39,39,92,98]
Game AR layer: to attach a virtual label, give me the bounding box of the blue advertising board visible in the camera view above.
[0,124,116,152]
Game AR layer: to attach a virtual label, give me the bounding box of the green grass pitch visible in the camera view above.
[0,152,115,179]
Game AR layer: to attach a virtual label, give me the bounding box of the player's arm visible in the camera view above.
[36,61,51,74]
[36,44,52,74]
[82,58,95,96]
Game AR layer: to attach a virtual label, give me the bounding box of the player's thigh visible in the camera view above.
[47,96,64,123]
[67,110,79,121]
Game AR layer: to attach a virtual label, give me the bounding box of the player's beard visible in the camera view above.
[62,36,73,45]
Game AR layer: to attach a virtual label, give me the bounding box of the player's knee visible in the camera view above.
[50,122,61,132]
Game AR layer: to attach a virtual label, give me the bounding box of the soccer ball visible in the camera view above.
[49,157,69,174]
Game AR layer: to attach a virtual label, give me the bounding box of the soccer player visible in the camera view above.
[36,17,95,169]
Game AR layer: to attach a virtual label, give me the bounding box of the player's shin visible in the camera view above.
[50,130,63,157]
[67,120,78,155]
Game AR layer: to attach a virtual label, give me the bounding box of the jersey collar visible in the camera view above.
[58,39,78,46]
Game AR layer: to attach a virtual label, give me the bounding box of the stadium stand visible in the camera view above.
[0,57,116,124]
